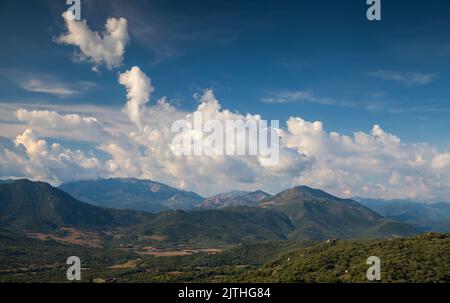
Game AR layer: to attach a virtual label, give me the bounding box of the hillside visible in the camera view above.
[0,179,153,232]
[230,233,450,283]
[59,178,204,213]
[260,186,418,240]
[0,180,447,283]
[0,180,294,246]
[125,207,294,246]
[2,232,449,283]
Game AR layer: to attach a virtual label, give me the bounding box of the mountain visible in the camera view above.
[355,197,450,232]
[123,184,421,245]
[1,179,419,247]
[0,179,152,232]
[200,190,272,209]
[0,180,290,246]
[127,206,294,246]
[0,179,14,184]
[59,178,204,213]
[260,186,418,241]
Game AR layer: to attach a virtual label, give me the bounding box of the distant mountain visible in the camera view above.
[200,190,272,209]
[0,180,289,246]
[355,197,450,232]
[121,183,421,245]
[59,178,204,213]
[0,179,152,232]
[260,186,418,241]
[0,179,14,184]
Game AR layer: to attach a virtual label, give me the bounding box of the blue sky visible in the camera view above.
[1,0,449,146]
[1,0,450,199]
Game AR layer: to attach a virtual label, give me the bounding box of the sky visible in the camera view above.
[0,0,450,201]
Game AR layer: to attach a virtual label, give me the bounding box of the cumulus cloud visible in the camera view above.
[57,12,129,71]
[432,153,450,170]
[15,108,107,142]
[1,71,450,200]
[369,70,437,86]
[119,66,154,130]
[0,129,105,184]
[14,129,49,159]
[281,118,449,200]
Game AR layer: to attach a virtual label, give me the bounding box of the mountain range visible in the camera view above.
[59,178,204,213]
[0,179,418,245]
[58,178,449,234]
[355,197,450,232]
[59,178,275,212]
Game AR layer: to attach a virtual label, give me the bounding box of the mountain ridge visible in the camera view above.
[59,178,204,213]
[1,179,419,245]
[200,190,273,209]
[355,197,450,232]
[260,186,417,240]
[0,179,153,232]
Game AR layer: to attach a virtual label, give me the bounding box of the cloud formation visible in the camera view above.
[9,71,95,98]
[57,12,129,71]
[15,108,107,142]
[2,79,450,201]
[369,70,437,86]
[262,90,335,105]
[20,79,78,98]
[118,66,154,130]
[0,128,104,184]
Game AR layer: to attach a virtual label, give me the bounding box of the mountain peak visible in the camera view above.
[290,185,346,201]
[58,178,204,213]
[8,178,35,184]
[268,185,346,204]
[258,185,418,241]
[8,179,58,192]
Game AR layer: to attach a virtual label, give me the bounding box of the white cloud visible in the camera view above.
[432,153,450,169]
[119,66,154,130]
[1,71,450,200]
[15,108,107,142]
[9,71,95,98]
[57,12,129,71]
[261,90,348,106]
[282,118,448,200]
[0,129,105,184]
[369,70,437,86]
[0,102,132,142]
[14,129,48,159]
[261,91,314,104]
[21,79,78,98]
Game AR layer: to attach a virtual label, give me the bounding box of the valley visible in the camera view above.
[0,178,449,282]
